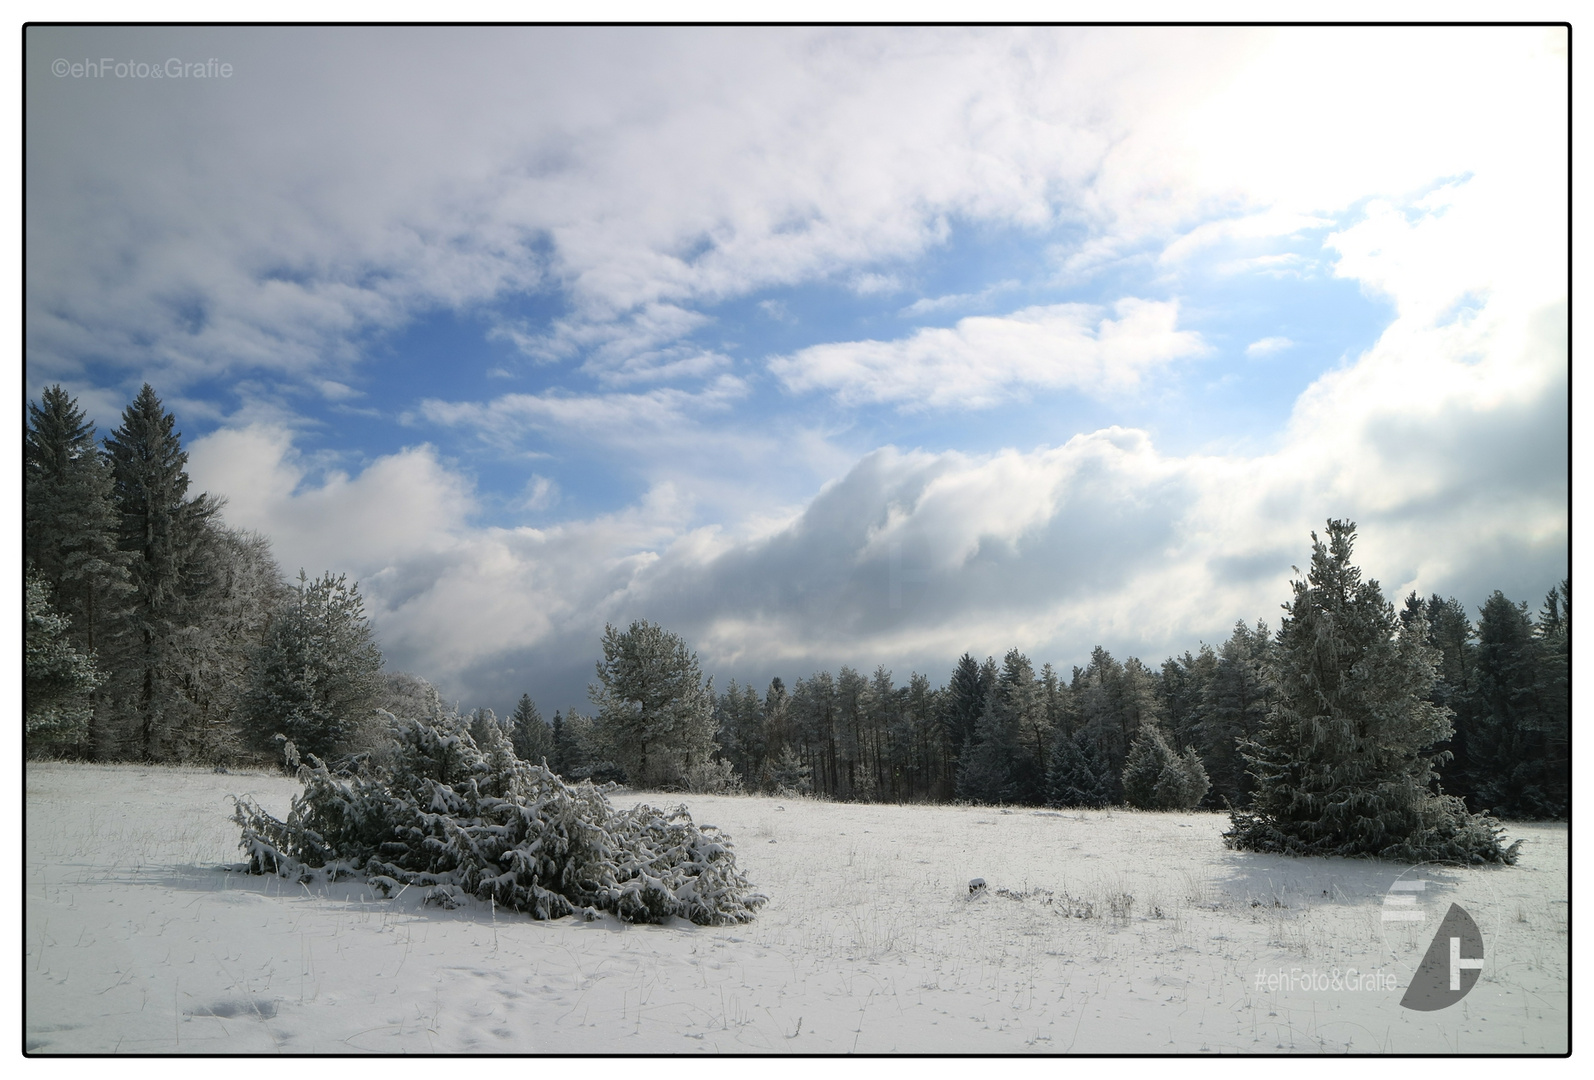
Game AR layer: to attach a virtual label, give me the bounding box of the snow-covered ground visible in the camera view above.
[24,762,1567,1054]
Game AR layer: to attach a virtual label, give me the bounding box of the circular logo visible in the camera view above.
[1380,863,1501,1010]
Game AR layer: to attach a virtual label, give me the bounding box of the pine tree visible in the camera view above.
[25,386,134,756]
[239,571,384,763]
[767,745,812,795]
[1160,646,1216,753]
[590,620,718,789]
[1225,521,1518,864]
[714,679,767,790]
[1399,592,1478,805]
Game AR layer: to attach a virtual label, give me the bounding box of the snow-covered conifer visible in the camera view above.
[233,702,767,925]
[1225,521,1519,864]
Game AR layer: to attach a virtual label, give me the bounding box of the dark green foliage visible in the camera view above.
[944,652,985,759]
[240,572,383,762]
[25,387,135,757]
[1045,728,1112,808]
[714,678,766,790]
[232,708,766,925]
[25,572,103,754]
[956,649,1046,804]
[1465,590,1569,818]
[1197,620,1272,808]
[1158,646,1216,753]
[509,694,554,765]
[24,386,134,670]
[104,384,225,759]
[1121,725,1209,810]
[1070,648,1163,804]
[1225,521,1519,865]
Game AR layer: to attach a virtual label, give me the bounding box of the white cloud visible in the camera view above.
[1245,336,1293,357]
[519,475,559,512]
[35,26,1568,714]
[757,299,794,323]
[184,244,1566,711]
[417,375,750,448]
[23,27,1255,394]
[897,279,1020,318]
[27,27,1564,400]
[849,272,904,296]
[769,299,1207,409]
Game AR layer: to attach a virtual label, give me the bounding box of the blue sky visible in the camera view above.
[24,26,1569,717]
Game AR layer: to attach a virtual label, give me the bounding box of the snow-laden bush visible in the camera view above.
[232,705,767,925]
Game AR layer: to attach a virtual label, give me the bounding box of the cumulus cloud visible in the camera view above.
[24,26,1259,396]
[41,26,1568,716]
[187,257,1566,713]
[769,299,1207,409]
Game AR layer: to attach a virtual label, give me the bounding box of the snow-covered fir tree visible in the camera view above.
[1225,520,1519,864]
[240,571,384,762]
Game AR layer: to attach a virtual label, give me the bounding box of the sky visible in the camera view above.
[24,25,1569,719]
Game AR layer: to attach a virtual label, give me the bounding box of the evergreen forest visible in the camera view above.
[25,385,1570,830]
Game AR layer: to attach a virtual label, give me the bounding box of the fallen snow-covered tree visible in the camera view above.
[232,706,766,925]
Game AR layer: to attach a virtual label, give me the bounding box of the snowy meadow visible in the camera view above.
[25,762,1567,1054]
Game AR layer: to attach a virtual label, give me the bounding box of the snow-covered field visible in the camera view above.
[25,763,1568,1054]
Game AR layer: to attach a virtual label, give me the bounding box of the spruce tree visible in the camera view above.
[104,384,221,759]
[1533,580,1571,816]
[944,653,985,761]
[1225,521,1518,864]
[510,694,554,765]
[956,649,1044,804]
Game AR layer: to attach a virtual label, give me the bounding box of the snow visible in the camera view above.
[25,762,1567,1054]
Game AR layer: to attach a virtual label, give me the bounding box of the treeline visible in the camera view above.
[683,589,1568,821]
[24,386,1569,822]
[513,578,1568,822]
